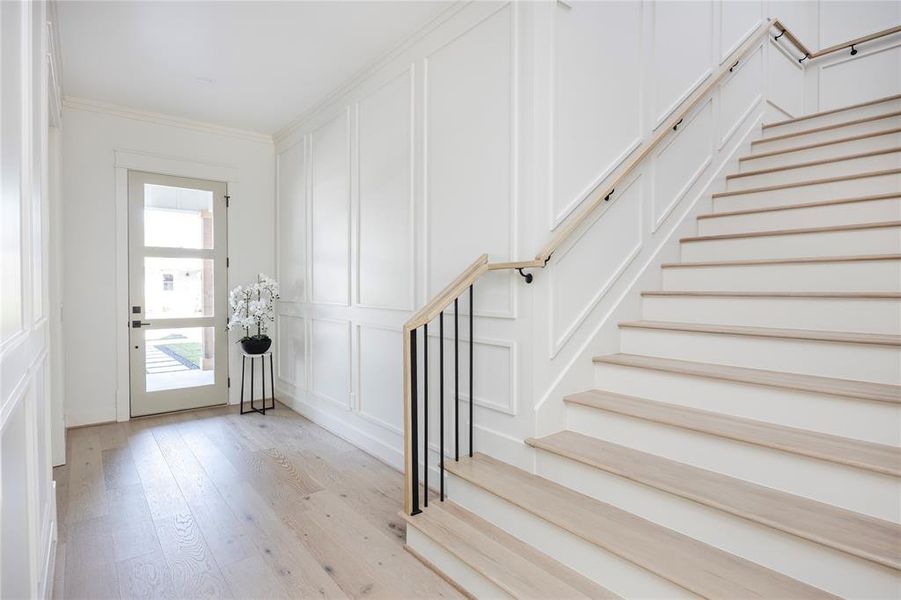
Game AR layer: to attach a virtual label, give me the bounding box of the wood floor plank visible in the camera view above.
[116,549,176,600]
[102,446,142,490]
[65,428,109,524]
[106,483,161,562]
[154,511,233,599]
[127,421,191,521]
[64,516,120,599]
[221,555,294,600]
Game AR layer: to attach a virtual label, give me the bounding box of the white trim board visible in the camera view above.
[113,149,240,422]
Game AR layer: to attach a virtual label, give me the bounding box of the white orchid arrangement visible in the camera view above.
[227,274,280,340]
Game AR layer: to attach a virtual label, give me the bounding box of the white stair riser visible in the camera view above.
[680,226,901,262]
[591,362,901,446]
[565,404,901,521]
[761,100,901,137]
[534,451,897,599]
[446,473,692,599]
[713,172,901,212]
[726,151,901,191]
[740,130,901,171]
[405,526,513,600]
[641,295,901,334]
[662,260,901,293]
[751,115,901,153]
[697,197,901,235]
[619,327,901,384]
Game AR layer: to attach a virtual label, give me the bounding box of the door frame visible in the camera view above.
[114,149,237,422]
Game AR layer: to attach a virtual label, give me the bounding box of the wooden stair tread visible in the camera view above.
[762,94,901,129]
[697,193,901,219]
[592,353,901,404]
[711,168,901,198]
[743,128,901,162]
[527,430,901,570]
[446,454,834,599]
[565,389,901,477]
[641,290,901,299]
[680,220,901,243]
[728,147,901,179]
[402,501,617,599]
[618,320,901,347]
[752,111,901,145]
[661,253,901,268]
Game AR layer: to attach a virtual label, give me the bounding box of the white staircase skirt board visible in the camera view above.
[565,403,901,522]
[591,359,901,446]
[404,526,510,600]
[697,195,901,235]
[751,113,901,153]
[725,149,901,191]
[662,256,901,293]
[711,170,901,212]
[445,473,692,599]
[532,450,899,599]
[761,97,901,137]
[739,129,901,171]
[641,293,901,334]
[618,324,901,384]
[679,223,901,261]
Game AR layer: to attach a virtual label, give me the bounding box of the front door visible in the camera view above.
[128,171,228,416]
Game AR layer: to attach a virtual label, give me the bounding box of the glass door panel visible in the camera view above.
[128,171,227,417]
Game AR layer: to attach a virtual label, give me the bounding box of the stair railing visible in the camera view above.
[403,17,901,515]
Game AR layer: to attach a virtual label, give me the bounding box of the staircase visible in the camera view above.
[404,95,901,598]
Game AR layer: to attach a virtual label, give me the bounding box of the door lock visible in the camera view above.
[132,320,151,328]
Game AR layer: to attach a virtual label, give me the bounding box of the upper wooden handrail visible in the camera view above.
[402,16,901,515]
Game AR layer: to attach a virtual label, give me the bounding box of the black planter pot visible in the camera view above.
[241,336,272,355]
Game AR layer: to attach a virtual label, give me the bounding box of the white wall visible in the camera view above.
[1,1,58,597]
[61,105,275,426]
[272,0,898,473]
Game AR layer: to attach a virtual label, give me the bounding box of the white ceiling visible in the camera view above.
[57,1,452,135]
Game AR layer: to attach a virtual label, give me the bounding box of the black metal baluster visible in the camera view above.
[469,284,473,457]
[250,355,255,412]
[423,323,429,507]
[410,329,421,515]
[454,298,459,461]
[439,312,445,500]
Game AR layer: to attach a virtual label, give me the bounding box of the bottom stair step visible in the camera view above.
[402,500,617,599]
[446,453,835,599]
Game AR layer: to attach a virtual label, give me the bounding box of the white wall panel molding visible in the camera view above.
[718,44,764,149]
[549,0,643,230]
[355,66,416,312]
[425,330,518,416]
[766,37,805,119]
[548,174,643,358]
[310,108,352,306]
[652,98,713,231]
[423,2,519,321]
[356,322,405,434]
[276,314,306,390]
[310,317,352,409]
[817,42,901,111]
[719,1,764,64]
[277,138,308,304]
[651,0,715,129]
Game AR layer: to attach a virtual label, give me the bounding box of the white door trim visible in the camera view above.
[113,149,239,422]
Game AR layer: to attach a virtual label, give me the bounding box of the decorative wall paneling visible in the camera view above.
[274,1,893,475]
[1,1,57,597]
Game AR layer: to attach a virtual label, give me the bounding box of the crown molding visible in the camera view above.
[272,0,469,146]
[63,96,274,144]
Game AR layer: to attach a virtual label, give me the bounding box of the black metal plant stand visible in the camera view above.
[240,350,276,415]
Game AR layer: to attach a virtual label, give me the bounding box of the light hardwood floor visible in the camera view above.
[52,403,464,600]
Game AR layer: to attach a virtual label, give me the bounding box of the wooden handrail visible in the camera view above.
[402,17,901,515]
